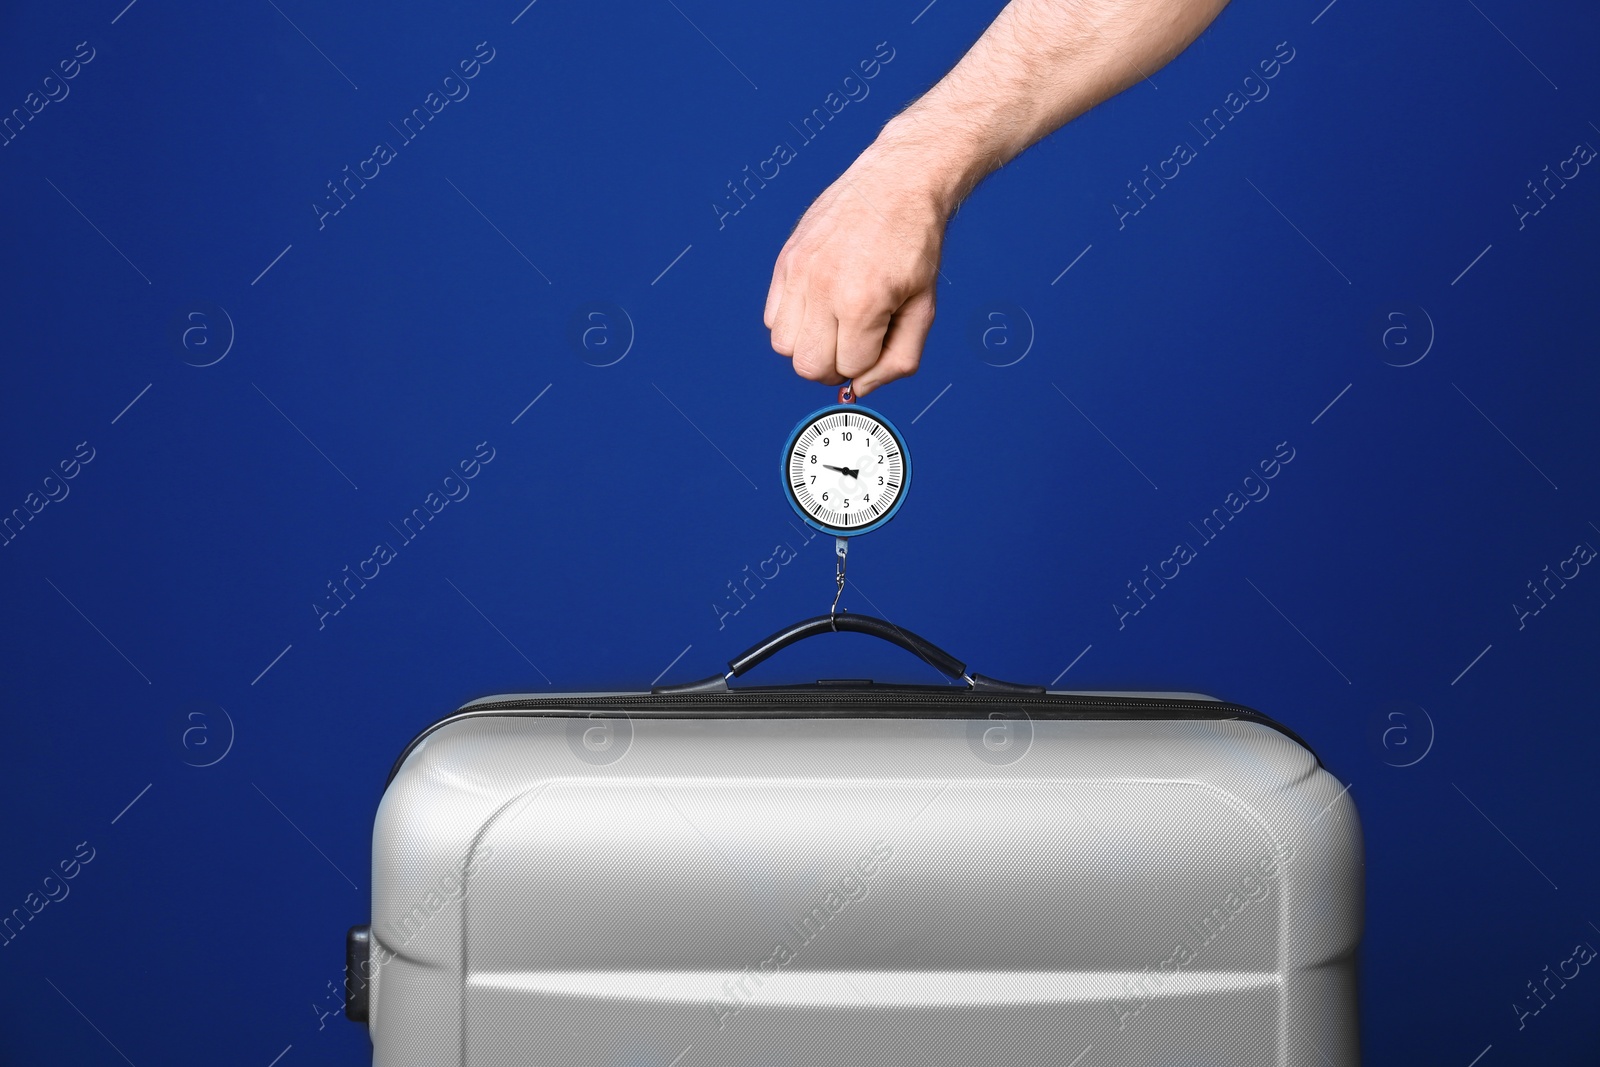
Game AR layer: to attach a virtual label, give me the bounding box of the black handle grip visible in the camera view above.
[728,613,967,680]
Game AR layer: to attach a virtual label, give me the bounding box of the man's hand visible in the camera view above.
[765,0,1231,394]
[764,137,949,398]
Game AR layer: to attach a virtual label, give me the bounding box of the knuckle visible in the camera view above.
[836,353,877,378]
[887,352,921,377]
[836,292,886,325]
[904,296,936,325]
[791,352,832,381]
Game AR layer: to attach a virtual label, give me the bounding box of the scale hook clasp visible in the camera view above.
[830,536,848,625]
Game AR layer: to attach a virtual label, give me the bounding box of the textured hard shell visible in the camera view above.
[369,707,1361,1066]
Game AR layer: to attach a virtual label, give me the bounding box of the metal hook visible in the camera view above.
[831,537,848,626]
[838,381,856,404]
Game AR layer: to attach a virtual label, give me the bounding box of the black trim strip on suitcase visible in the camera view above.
[384,690,1319,789]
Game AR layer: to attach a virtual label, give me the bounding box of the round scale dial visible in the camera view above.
[782,404,910,535]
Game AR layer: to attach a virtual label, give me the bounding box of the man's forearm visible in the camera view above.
[764,0,1232,394]
[875,0,1231,215]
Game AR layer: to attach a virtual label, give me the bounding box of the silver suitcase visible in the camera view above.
[348,613,1362,1065]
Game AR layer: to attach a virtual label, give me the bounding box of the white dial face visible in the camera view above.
[787,409,906,532]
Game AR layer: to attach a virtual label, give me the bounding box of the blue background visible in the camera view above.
[2,0,1596,1063]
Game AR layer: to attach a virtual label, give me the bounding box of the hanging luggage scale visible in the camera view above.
[780,395,909,536]
[780,381,912,616]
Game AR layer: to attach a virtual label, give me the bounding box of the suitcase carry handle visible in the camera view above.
[732,613,966,678]
[654,613,1044,694]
